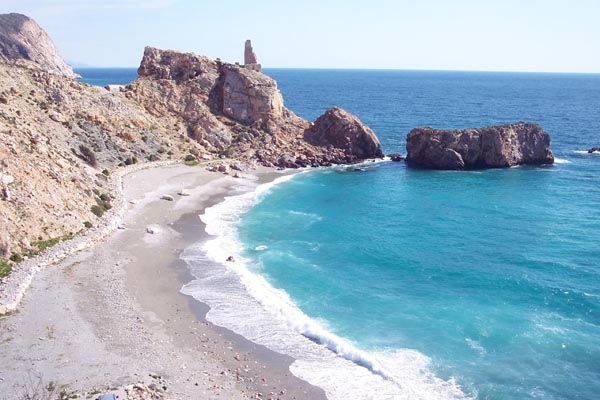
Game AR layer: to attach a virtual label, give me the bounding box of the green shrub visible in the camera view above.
[91,205,104,217]
[37,238,60,251]
[9,253,22,263]
[0,258,11,279]
[95,197,112,211]
[184,154,199,166]
[219,147,234,158]
[124,156,138,166]
[102,169,110,176]
[146,154,158,161]
[83,221,93,229]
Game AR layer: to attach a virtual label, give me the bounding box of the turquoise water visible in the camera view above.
[236,70,600,399]
[78,68,600,399]
[75,68,137,86]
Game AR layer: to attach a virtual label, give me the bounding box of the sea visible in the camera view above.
[77,68,600,399]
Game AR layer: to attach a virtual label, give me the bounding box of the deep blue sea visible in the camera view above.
[78,68,600,399]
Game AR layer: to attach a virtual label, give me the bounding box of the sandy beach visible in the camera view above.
[0,164,326,400]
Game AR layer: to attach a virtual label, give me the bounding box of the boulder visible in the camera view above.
[210,64,284,129]
[304,107,384,160]
[0,13,78,78]
[1,186,10,201]
[0,240,9,257]
[388,153,404,162]
[405,122,554,169]
[160,194,174,201]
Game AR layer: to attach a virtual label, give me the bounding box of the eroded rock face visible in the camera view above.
[129,47,382,167]
[305,107,384,160]
[138,46,219,84]
[0,13,77,78]
[212,64,284,129]
[405,122,554,169]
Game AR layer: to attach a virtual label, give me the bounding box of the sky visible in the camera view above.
[1,0,599,73]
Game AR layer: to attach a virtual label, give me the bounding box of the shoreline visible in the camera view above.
[0,163,326,399]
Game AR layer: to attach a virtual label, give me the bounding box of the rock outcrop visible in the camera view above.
[0,16,384,267]
[388,153,404,162]
[305,107,384,160]
[405,122,554,169]
[129,47,382,168]
[0,13,77,78]
[587,147,600,154]
[244,40,261,72]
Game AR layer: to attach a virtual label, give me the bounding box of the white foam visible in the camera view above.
[254,245,268,251]
[553,158,571,164]
[180,170,470,400]
[465,338,486,356]
[573,150,600,155]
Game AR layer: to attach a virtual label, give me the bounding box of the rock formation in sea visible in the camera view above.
[405,122,554,169]
[244,40,261,72]
[0,13,383,266]
[587,147,600,154]
[305,107,384,159]
[0,13,78,78]
[388,153,404,161]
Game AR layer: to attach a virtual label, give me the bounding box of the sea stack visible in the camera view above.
[305,107,384,159]
[244,39,261,72]
[0,13,78,78]
[405,122,554,169]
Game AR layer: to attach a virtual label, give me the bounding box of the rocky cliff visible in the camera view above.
[405,122,554,169]
[0,59,203,264]
[0,19,383,270]
[127,46,382,167]
[0,13,77,78]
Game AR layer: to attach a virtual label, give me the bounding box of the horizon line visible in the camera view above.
[71,65,600,75]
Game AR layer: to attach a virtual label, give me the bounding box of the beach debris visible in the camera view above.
[177,190,190,196]
[226,255,235,262]
[160,194,174,201]
[146,225,161,234]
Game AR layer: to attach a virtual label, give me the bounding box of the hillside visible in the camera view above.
[0,14,383,278]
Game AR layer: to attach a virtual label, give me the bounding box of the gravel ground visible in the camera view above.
[0,164,326,400]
